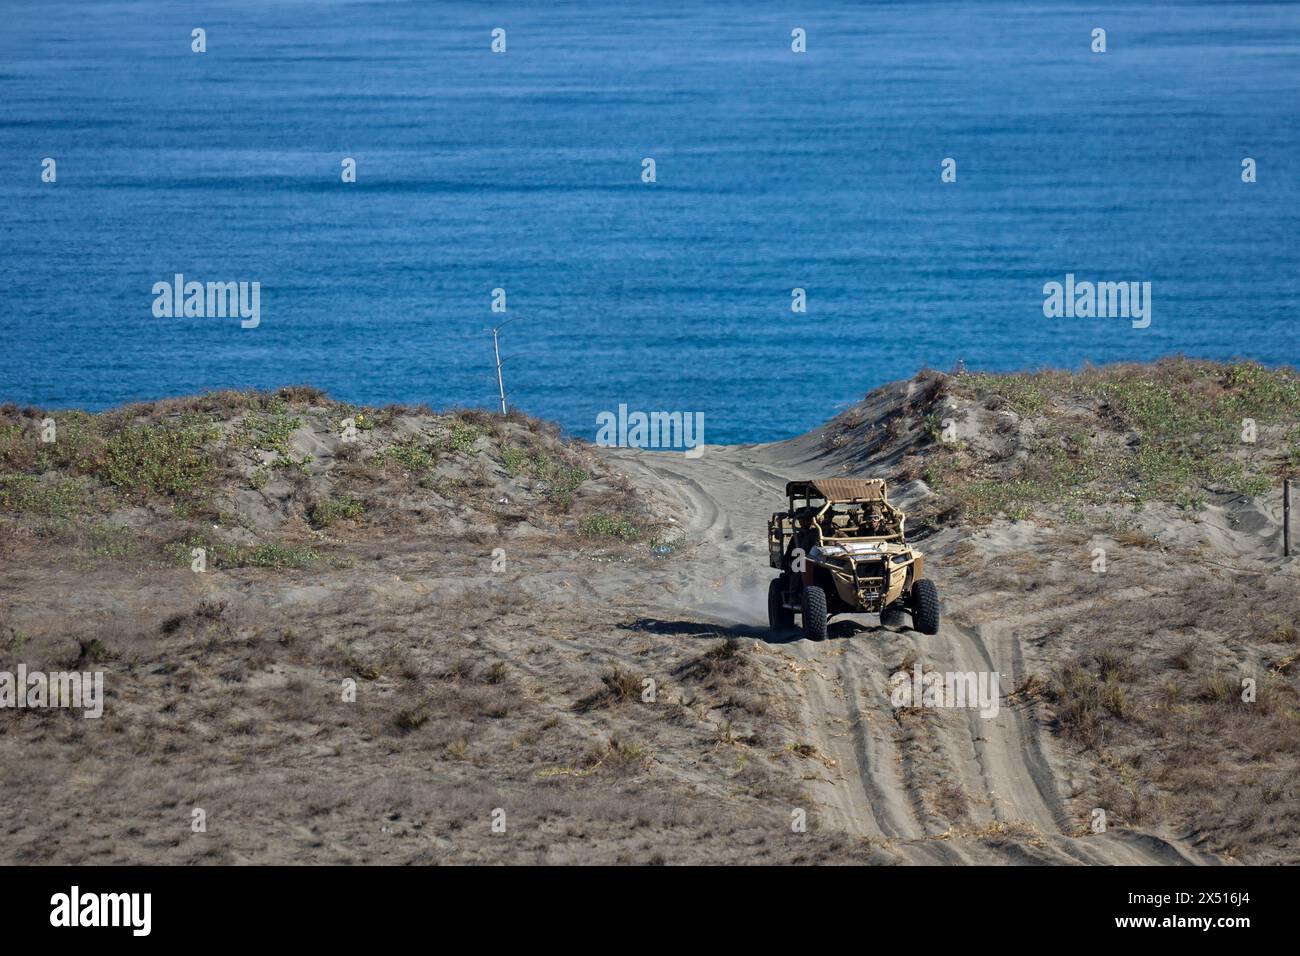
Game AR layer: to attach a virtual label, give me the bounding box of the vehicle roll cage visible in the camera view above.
[772,479,907,558]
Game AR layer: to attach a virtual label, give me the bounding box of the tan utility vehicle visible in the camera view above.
[767,479,939,640]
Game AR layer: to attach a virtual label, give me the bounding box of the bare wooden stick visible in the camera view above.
[492,326,506,415]
[489,317,519,416]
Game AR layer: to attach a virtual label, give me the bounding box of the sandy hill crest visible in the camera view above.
[1,360,1297,864]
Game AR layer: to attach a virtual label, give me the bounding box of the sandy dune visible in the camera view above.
[604,437,1225,864]
[3,364,1295,864]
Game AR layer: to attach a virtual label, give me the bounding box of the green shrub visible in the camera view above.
[101,417,218,500]
[309,496,364,528]
[579,512,641,541]
[370,436,438,473]
[447,423,485,454]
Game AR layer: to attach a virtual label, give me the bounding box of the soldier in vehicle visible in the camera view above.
[844,504,885,536]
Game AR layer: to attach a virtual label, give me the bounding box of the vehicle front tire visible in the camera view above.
[802,585,829,641]
[910,579,940,635]
[768,578,794,634]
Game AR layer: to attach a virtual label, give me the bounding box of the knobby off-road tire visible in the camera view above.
[768,578,794,634]
[802,585,829,641]
[911,578,940,635]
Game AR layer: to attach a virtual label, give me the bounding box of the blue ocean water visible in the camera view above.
[2,1,1298,443]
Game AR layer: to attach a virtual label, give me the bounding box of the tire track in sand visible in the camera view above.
[602,444,1216,864]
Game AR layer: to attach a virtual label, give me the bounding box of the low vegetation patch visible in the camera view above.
[501,444,589,505]
[308,495,365,528]
[166,535,321,571]
[1029,569,1300,857]
[1,409,221,513]
[579,512,642,541]
[369,435,439,474]
[674,639,749,684]
[575,666,644,712]
[923,359,1300,521]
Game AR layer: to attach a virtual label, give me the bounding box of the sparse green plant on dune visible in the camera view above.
[0,413,219,509]
[369,435,439,473]
[932,359,1300,520]
[166,534,320,571]
[579,512,642,541]
[446,422,485,454]
[102,417,220,500]
[500,443,589,505]
[308,495,365,528]
[235,412,302,457]
[0,475,90,516]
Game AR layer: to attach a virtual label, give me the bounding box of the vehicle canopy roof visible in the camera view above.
[785,478,888,503]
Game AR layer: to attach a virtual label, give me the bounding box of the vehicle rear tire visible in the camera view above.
[880,605,906,628]
[768,578,794,634]
[802,585,828,641]
[910,579,940,635]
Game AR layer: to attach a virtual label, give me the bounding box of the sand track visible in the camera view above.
[605,442,1220,865]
